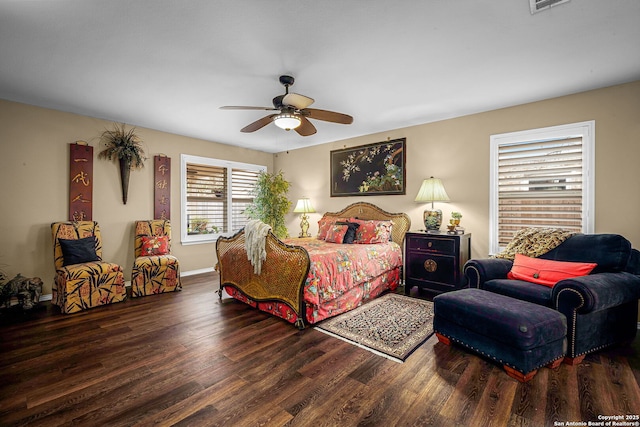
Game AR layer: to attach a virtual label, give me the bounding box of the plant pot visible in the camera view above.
[119,158,131,204]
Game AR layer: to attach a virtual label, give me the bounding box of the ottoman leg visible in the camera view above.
[564,355,585,365]
[436,333,451,346]
[548,358,563,369]
[504,366,537,383]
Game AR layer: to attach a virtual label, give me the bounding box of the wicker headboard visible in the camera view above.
[322,202,411,244]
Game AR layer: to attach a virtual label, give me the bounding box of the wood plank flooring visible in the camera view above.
[1,272,639,426]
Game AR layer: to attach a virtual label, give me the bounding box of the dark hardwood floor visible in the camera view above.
[1,272,639,426]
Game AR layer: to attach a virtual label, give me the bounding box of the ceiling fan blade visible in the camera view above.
[220,106,279,111]
[304,108,353,124]
[295,116,317,136]
[283,93,314,109]
[241,114,277,133]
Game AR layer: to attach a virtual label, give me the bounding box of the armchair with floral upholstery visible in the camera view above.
[464,229,640,364]
[51,221,126,314]
[131,219,181,297]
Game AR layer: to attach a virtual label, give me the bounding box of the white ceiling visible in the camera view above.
[1,1,639,154]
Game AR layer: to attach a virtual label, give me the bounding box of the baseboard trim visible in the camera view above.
[181,267,215,277]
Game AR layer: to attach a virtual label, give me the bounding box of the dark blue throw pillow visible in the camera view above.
[336,221,360,244]
[59,236,100,266]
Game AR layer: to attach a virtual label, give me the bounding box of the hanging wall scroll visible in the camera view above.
[154,155,171,220]
[69,141,93,221]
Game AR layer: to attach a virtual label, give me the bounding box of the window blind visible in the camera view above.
[497,136,583,246]
[186,163,227,234]
[231,168,260,231]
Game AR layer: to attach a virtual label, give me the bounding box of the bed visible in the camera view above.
[215,202,411,329]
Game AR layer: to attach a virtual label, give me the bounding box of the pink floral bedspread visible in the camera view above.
[284,237,402,310]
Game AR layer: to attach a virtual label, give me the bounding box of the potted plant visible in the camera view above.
[244,170,291,239]
[451,211,462,226]
[98,123,147,204]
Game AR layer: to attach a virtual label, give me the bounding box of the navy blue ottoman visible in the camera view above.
[433,288,567,382]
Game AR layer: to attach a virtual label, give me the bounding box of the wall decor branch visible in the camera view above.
[97,123,147,204]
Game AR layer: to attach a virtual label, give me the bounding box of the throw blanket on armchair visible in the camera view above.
[245,219,272,274]
[494,227,577,260]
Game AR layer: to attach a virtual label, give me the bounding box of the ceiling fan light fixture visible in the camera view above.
[274,113,301,131]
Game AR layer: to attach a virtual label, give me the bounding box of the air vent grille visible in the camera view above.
[530,0,570,14]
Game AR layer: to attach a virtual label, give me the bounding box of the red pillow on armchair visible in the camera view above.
[140,235,169,256]
[507,253,597,287]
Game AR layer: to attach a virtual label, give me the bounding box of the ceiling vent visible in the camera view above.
[530,0,570,14]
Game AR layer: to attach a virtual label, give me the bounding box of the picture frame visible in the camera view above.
[330,138,406,197]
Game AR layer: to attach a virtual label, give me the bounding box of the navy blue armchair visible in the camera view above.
[464,234,640,364]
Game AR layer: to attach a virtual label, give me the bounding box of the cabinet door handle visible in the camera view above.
[424,259,437,272]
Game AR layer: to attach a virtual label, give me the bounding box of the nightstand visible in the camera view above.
[404,231,471,296]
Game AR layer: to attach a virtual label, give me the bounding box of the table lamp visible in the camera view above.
[414,177,450,231]
[293,197,315,237]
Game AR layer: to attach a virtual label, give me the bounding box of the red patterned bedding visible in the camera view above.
[289,238,402,322]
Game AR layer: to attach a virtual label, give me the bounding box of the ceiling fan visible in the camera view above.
[220,75,353,136]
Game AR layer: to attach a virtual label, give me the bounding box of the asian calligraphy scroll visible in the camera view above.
[69,142,93,221]
[154,155,171,220]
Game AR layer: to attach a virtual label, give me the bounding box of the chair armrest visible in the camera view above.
[553,272,640,314]
[463,258,514,288]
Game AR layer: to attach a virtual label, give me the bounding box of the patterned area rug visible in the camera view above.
[315,293,434,363]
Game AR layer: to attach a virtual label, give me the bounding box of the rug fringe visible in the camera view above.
[314,327,404,363]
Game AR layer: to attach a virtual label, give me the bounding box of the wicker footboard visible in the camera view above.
[215,229,311,329]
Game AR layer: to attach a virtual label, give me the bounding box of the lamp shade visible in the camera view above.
[274,114,301,130]
[414,177,450,203]
[293,197,315,213]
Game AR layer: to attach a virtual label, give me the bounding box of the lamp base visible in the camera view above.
[299,214,311,238]
[423,209,443,231]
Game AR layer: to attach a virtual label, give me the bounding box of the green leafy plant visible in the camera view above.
[245,170,291,239]
[451,211,462,220]
[189,218,219,234]
[97,123,147,204]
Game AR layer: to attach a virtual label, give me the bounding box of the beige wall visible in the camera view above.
[2,80,639,297]
[0,99,273,295]
[275,80,640,260]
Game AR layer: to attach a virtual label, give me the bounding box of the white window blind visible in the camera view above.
[181,154,266,244]
[490,121,594,254]
[186,163,227,234]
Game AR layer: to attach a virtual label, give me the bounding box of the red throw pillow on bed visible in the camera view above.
[317,217,334,240]
[140,235,169,256]
[507,253,597,287]
[349,218,393,243]
[318,217,348,240]
[325,224,348,243]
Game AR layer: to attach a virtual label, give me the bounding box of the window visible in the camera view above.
[181,154,266,244]
[489,121,594,254]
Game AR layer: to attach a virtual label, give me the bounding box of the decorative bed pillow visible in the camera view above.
[349,218,393,243]
[59,236,100,266]
[317,217,340,240]
[140,235,170,256]
[507,253,597,287]
[336,221,360,244]
[325,224,348,244]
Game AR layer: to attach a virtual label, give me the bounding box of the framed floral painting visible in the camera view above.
[330,138,406,197]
